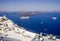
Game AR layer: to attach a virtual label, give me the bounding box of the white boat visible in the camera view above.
[0,15,60,41]
[20,16,30,19]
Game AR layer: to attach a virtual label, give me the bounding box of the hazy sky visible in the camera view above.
[0,0,60,11]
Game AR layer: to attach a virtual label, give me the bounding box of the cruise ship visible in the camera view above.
[0,15,60,41]
[20,16,30,19]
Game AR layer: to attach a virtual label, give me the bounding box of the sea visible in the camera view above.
[0,12,60,36]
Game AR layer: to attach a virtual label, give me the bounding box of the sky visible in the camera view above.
[0,0,60,12]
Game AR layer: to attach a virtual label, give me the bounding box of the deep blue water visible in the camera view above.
[0,12,60,36]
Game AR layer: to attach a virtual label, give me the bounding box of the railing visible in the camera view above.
[39,32,60,39]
